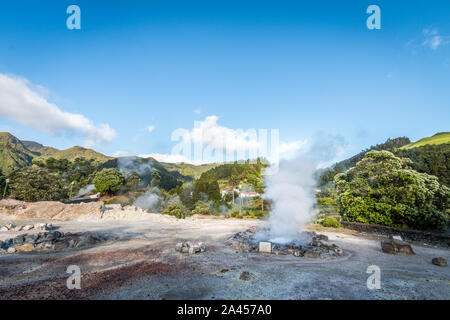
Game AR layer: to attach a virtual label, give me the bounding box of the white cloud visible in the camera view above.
[278,140,307,160]
[138,153,206,165]
[422,28,448,50]
[0,73,116,146]
[186,115,261,153]
[193,108,201,114]
[146,125,155,133]
[112,150,136,157]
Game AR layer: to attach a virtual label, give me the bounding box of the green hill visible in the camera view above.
[400,132,450,150]
[0,132,35,174]
[101,156,190,190]
[34,146,113,163]
[319,133,450,189]
[0,132,112,175]
[20,140,58,156]
[159,162,220,179]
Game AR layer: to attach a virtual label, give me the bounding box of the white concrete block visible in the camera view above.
[259,241,272,253]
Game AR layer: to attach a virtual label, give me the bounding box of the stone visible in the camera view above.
[432,257,447,267]
[258,241,272,253]
[333,247,343,256]
[34,223,47,230]
[316,234,328,241]
[381,239,415,255]
[16,243,35,252]
[24,234,39,244]
[12,235,26,246]
[293,250,303,257]
[181,246,189,253]
[0,226,8,231]
[175,242,183,252]
[68,239,78,248]
[305,251,320,258]
[390,235,403,241]
[7,247,17,253]
[198,242,206,252]
[239,271,252,281]
[22,225,34,231]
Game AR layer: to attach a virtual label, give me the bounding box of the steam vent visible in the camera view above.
[226,228,344,259]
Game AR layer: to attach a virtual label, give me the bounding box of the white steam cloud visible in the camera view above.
[263,133,346,243]
[134,189,162,212]
[77,184,96,197]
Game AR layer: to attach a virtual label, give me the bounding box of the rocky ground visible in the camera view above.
[0,205,449,300]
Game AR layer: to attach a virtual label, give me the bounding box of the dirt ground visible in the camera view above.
[0,213,449,300]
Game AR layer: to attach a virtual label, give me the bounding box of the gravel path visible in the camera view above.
[0,214,449,299]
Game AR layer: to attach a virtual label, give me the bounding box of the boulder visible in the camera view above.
[22,225,34,231]
[432,257,447,267]
[381,239,415,255]
[7,247,17,253]
[12,235,26,246]
[315,234,328,241]
[239,271,253,281]
[16,243,35,252]
[305,251,320,258]
[175,242,183,252]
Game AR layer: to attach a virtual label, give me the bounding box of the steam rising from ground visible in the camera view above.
[134,188,162,212]
[260,133,345,243]
[77,184,95,197]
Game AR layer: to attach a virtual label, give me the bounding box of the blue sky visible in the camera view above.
[0,0,449,163]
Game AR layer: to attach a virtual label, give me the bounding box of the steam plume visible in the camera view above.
[262,133,345,243]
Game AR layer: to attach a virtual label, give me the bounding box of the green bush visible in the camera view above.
[93,168,125,195]
[321,216,341,228]
[7,167,68,201]
[335,150,449,231]
[162,201,187,219]
[191,201,211,215]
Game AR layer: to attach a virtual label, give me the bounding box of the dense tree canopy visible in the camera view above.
[396,143,450,187]
[7,167,68,201]
[93,168,125,195]
[334,150,449,231]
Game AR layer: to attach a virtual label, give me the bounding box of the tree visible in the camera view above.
[191,201,211,215]
[194,180,221,201]
[93,168,125,196]
[162,200,188,219]
[334,150,449,231]
[7,167,68,201]
[125,171,141,188]
[151,171,161,188]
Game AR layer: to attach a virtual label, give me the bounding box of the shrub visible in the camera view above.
[7,167,68,201]
[93,168,125,195]
[335,150,449,231]
[321,216,341,228]
[191,201,211,215]
[162,201,187,219]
